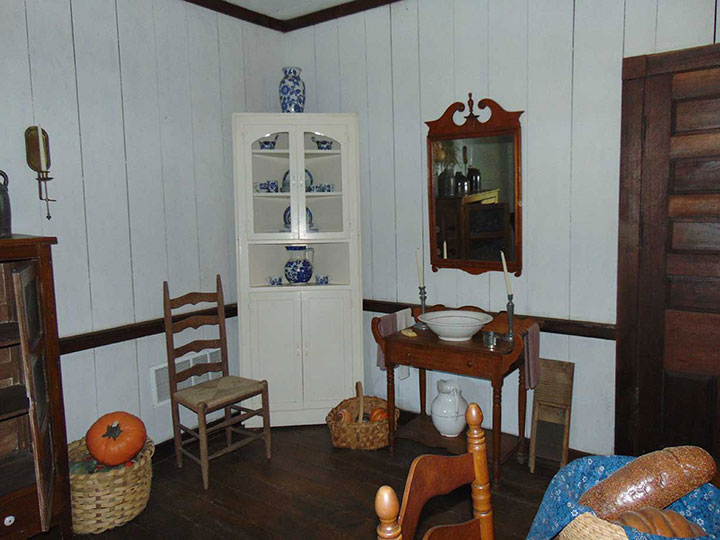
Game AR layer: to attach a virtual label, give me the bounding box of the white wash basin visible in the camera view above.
[417,310,493,341]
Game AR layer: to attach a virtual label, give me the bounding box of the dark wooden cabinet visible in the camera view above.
[617,43,720,458]
[0,236,71,538]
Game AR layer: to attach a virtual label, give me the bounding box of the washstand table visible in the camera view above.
[383,311,538,488]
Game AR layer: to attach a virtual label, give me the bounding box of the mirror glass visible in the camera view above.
[427,95,523,275]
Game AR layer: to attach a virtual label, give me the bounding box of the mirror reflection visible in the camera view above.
[426,94,523,275]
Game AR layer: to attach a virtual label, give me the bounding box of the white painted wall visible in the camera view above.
[276,0,719,454]
[1,0,717,453]
[0,0,272,443]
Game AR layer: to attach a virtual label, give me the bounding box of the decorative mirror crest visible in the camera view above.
[426,93,523,276]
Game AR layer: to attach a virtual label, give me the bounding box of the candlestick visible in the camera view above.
[37,124,47,172]
[414,286,429,331]
[505,293,515,343]
[500,250,512,295]
[416,248,424,287]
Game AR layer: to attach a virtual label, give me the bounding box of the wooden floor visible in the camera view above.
[65,421,560,539]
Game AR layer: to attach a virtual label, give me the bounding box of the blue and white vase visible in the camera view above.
[279,67,305,113]
[284,246,314,284]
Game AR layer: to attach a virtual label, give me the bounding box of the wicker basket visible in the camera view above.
[68,437,154,535]
[559,513,628,540]
[326,382,400,450]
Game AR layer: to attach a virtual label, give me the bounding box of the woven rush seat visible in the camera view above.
[175,376,265,411]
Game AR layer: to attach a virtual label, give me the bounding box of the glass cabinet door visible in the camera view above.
[298,126,349,238]
[244,127,296,239]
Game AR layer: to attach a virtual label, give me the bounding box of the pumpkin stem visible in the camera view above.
[102,420,123,441]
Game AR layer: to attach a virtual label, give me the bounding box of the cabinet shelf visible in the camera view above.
[0,450,36,498]
[0,322,20,348]
[252,149,289,156]
[305,150,341,156]
[0,384,30,421]
[250,283,351,291]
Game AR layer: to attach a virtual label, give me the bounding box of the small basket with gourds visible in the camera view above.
[68,411,154,534]
[326,382,399,450]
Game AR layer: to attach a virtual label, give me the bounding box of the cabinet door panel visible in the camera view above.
[301,290,352,408]
[13,262,53,531]
[249,292,302,410]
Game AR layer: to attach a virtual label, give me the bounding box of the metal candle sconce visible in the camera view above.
[414,286,429,331]
[24,126,55,219]
[481,295,515,350]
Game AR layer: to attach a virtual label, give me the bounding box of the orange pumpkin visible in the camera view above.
[369,407,388,422]
[86,412,146,466]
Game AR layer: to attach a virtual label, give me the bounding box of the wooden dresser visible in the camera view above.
[0,236,71,538]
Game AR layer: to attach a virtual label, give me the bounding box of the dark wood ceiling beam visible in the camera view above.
[182,0,403,33]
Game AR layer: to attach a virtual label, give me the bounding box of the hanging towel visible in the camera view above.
[523,322,540,389]
[376,308,413,380]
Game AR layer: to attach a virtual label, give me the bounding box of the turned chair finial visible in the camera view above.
[375,485,402,539]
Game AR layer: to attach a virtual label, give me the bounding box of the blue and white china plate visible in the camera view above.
[281,169,313,192]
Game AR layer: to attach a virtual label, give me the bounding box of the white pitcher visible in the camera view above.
[430,379,469,437]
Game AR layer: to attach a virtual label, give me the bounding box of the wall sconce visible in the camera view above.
[24,125,55,219]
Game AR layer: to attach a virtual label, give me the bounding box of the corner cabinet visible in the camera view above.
[233,113,363,426]
[0,236,71,538]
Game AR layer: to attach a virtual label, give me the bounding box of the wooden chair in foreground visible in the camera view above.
[163,275,271,489]
[375,403,494,540]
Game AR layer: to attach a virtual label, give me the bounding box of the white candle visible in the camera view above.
[37,124,47,172]
[500,250,512,295]
[443,241,448,259]
[416,248,424,287]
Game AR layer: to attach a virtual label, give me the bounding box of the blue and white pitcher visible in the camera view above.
[284,246,314,284]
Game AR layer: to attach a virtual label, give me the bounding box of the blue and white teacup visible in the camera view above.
[259,134,279,150]
[268,275,283,286]
[257,181,269,192]
[315,274,329,285]
[267,180,279,193]
[324,184,335,192]
[309,185,322,193]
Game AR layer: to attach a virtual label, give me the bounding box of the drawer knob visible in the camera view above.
[3,515,15,527]
[466,361,473,367]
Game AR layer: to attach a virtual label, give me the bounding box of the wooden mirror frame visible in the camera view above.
[426,94,523,276]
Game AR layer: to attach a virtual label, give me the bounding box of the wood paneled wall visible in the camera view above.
[0,0,272,442]
[1,0,717,452]
[279,0,718,453]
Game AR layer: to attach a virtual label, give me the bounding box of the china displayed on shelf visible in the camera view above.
[259,134,279,149]
[311,136,333,150]
[279,67,306,113]
[282,168,313,193]
[284,246,314,284]
[430,379,469,437]
[283,206,314,231]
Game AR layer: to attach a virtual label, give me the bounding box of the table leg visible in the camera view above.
[517,364,527,464]
[491,379,502,488]
[387,363,396,454]
[419,368,427,415]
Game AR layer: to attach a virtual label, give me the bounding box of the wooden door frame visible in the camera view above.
[616,42,720,455]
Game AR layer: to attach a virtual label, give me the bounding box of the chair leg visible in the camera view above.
[171,399,183,469]
[561,406,571,468]
[198,404,210,489]
[262,381,271,460]
[224,406,232,447]
[529,402,539,474]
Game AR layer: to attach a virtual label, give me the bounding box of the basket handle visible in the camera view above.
[356,381,364,423]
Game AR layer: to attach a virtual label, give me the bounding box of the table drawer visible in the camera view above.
[396,348,493,377]
[0,488,41,539]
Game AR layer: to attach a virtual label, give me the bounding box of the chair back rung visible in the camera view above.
[176,361,224,383]
[172,314,219,334]
[174,339,222,359]
[169,291,217,309]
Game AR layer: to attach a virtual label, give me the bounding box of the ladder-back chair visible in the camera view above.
[163,275,270,489]
[375,403,494,540]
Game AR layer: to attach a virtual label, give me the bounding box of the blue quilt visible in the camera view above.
[527,456,720,540]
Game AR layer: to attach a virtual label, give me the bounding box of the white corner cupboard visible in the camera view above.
[233,113,363,426]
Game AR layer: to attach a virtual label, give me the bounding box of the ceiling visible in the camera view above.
[225,0,348,20]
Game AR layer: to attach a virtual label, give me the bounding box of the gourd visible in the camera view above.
[86,411,147,466]
[615,508,706,538]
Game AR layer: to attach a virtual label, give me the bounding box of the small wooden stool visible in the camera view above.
[529,358,574,473]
